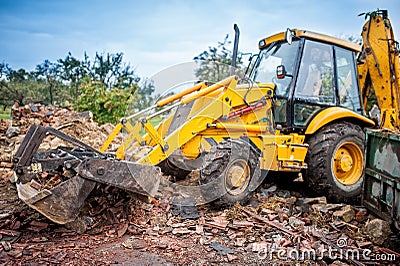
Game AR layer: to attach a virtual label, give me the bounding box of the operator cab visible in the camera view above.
[248,29,363,132]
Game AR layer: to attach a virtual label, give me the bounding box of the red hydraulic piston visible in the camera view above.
[227,102,265,119]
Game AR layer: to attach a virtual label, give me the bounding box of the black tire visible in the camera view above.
[199,139,261,207]
[305,121,365,203]
[157,159,191,181]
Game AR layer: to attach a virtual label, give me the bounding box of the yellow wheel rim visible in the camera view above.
[332,142,363,185]
[225,159,250,195]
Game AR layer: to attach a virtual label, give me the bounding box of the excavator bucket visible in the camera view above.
[13,125,160,224]
[17,176,96,224]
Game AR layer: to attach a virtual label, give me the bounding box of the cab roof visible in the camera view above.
[259,29,362,52]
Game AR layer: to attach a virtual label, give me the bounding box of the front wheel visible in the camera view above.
[305,122,365,203]
[199,139,261,207]
[157,159,191,181]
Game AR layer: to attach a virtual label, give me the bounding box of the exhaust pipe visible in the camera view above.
[230,24,240,76]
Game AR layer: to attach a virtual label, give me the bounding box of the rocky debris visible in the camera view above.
[0,118,10,135]
[333,205,355,223]
[1,177,399,265]
[5,127,19,139]
[171,197,200,220]
[0,103,399,264]
[0,102,122,175]
[363,218,393,245]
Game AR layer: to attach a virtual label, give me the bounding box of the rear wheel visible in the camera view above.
[305,122,365,203]
[199,139,261,207]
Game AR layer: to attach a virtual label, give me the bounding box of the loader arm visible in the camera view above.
[357,10,400,129]
[100,81,209,157]
[137,76,240,166]
[103,76,273,165]
[123,76,274,166]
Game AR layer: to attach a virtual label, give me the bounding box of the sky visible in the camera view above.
[1,0,400,81]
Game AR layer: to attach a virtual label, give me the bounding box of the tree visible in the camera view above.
[90,52,138,90]
[194,34,244,83]
[56,52,139,101]
[0,51,154,124]
[72,52,148,124]
[0,63,47,107]
[57,53,87,101]
[35,60,71,105]
[76,77,139,125]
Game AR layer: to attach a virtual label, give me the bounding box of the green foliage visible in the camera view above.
[125,79,156,115]
[75,75,155,125]
[76,77,138,125]
[57,52,139,101]
[0,113,10,120]
[194,34,244,82]
[0,64,46,106]
[0,51,150,124]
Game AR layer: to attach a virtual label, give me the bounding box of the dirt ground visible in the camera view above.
[1,169,399,266]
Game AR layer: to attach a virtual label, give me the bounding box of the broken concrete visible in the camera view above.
[332,205,355,223]
[363,218,393,245]
[5,126,20,139]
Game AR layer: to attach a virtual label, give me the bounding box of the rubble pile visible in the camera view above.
[0,102,126,263]
[0,103,399,265]
[1,177,399,265]
[0,103,122,181]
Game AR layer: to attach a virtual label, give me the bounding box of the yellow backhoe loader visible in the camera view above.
[13,10,399,225]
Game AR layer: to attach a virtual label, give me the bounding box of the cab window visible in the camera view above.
[251,40,300,124]
[335,47,362,113]
[294,41,335,126]
[295,41,335,102]
[252,40,299,97]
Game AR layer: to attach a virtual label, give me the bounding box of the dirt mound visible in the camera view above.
[0,103,122,175]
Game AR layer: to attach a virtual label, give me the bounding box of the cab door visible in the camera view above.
[291,40,363,128]
[292,40,336,127]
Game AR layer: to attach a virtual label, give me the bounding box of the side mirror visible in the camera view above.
[285,28,294,45]
[276,65,286,79]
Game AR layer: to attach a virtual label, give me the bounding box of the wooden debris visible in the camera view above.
[117,223,129,238]
[232,220,254,228]
[240,207,295,236]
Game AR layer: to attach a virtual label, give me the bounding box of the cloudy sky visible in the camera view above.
[1,0,399,79]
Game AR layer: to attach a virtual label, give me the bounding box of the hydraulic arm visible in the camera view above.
[357,10,400,130]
